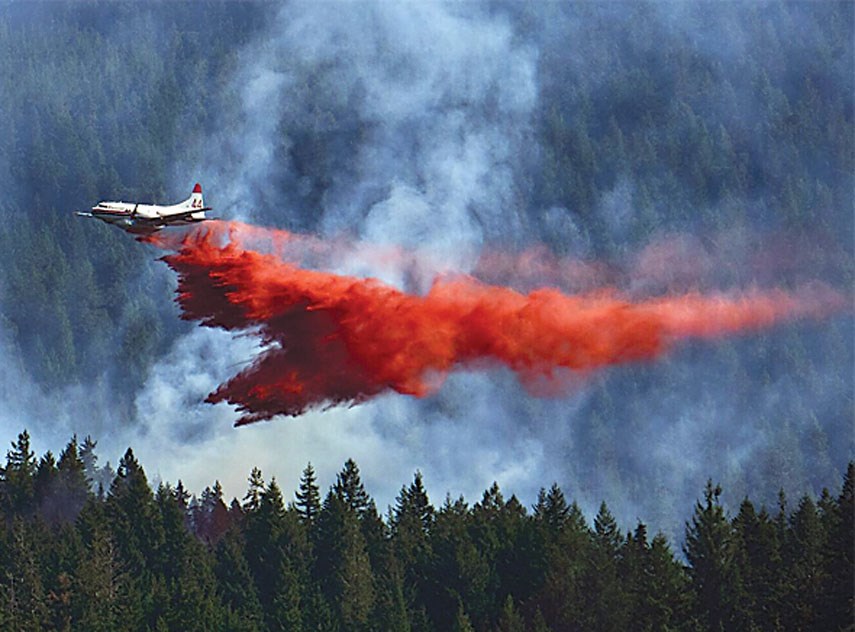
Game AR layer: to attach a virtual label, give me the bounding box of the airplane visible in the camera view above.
[75,183,212,234]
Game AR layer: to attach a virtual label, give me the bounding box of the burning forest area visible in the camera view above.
[0,1,852,630]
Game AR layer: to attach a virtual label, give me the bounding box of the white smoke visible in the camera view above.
[4,2,847,537]
[136,1,549,511]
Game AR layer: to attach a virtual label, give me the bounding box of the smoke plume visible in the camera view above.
[145,222,847,426]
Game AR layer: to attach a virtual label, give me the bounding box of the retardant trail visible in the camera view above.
[148,222,848,425]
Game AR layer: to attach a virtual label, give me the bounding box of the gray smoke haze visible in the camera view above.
[133,0,853,536]
[139,0,548,512]
[0,1,851,539]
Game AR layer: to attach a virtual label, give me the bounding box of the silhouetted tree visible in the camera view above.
[295,462,321,526]
[684,480,736,631]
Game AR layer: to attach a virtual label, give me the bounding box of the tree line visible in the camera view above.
[0,3,850,521]
[0,429,851,631]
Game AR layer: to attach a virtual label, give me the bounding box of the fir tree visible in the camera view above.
[452,601,475,632]
[392,472,435,630]
[295,462,321,526]
[333,458,373,518]
[315,491,375,630]
[243,467,264,513]
[731,500,783,630]
[2,517,49,631]
[783,496,827,630]
[105,447,163,629]
[74,525,126,632]
[214,529,265,632]
[54,435,91,524]
[684,480,735,631]
[2,429,37,516]
[821,462,854,631]
[585,501,627,631]
[496,595,526,632]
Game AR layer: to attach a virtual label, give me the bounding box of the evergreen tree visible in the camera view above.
[531,608,553,632]
[684,480,736,631]
[194,480,231,544]
[731,500,783,630]
[79,435,99,491]
[429,495,489,630]
[584,502,627,631]
[821,462,854,631]
[2,518,49,631]
[155,483,226,631]
[392,472,435,631]
[452,601,475,632]
[53,435,91,524]
[41,520,83,631]
[622,523,689,632]
[495,595,526,632]
[333,457,374,517]
[244,478,306,632]
[74,522,127,632]
[533,483,571,533]
[295,462,321,526]
[214,528,265,632]
[370,552,411,632]
[315,491,376,630]
[105,448,163,630]
[533,498,590,631]
[0,427,850,632]
[2,429,38,516]
[34,451,58,521]
[782,496,827,630]
[243,466,264,513]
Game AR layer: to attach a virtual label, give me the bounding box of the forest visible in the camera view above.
[0,429,852,631]
[0,2,852,628]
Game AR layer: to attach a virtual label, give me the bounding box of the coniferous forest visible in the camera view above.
[0,2,853,630]
[0,430,852,632]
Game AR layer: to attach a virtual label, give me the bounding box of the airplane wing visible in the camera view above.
[74,211,94,218]
[156,207,214,223]
[118,208,214,228]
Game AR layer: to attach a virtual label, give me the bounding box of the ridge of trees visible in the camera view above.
[0,429,851,631]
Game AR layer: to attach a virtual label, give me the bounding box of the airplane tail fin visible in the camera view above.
[188,183,206,219]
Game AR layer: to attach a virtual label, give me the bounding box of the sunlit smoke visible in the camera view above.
[142,222,849,426]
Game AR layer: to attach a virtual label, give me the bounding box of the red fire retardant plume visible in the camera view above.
[149,223,847,425]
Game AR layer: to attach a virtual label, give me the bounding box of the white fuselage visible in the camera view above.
[80,184,210,234]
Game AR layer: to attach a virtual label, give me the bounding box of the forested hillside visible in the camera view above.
[0,0,852,558]
[0,2,270,390]
[0,430,852,631]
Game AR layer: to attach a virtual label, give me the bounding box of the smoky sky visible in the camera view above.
[0,1,851,539]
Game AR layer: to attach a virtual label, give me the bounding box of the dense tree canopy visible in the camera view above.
[0,430,851,631]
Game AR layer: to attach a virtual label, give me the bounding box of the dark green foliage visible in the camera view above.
[315,491,375,630]
[684,480,736,630]
[295,462,321,526]
[781,496,828,630]
[194,481,232,545]
[622,525,689,632]
[731,501,783,630]
[243,476,308,632]
[1,430,37,517]
[822,464,855,631]
[214,528,265,632]
[0,430,852,632]
[391,472,435,630]
[155,483,226,631]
